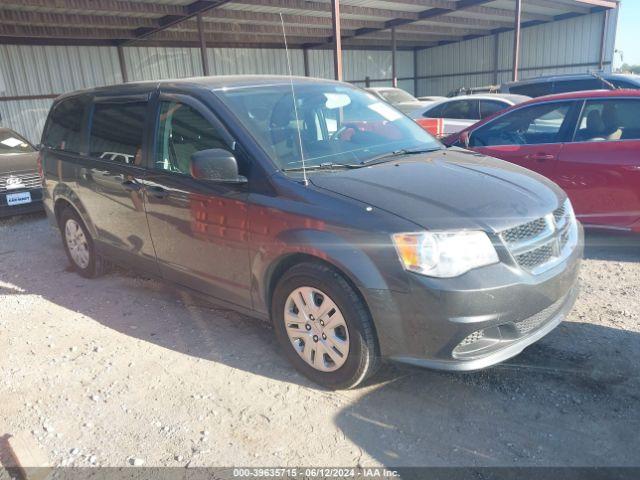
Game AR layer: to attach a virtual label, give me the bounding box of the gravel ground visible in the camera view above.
[1,212,639,468]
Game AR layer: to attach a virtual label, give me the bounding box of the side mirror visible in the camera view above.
[460,131,471,149]
[190,148,247,183]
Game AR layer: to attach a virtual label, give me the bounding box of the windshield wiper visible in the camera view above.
[362,147,442,166]
[281,162,362,173]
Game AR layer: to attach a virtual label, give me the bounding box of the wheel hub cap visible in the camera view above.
[284,286,350,372]
[65,219,90,269]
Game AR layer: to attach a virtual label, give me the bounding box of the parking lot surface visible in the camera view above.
[1,213,639,468]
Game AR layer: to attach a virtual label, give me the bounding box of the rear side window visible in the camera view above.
[44,97,86,152]
[89,102,146,165]
[574,99,640,142]
[553,79,602,94]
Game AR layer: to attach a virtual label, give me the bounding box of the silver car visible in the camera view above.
[409,94,530,137]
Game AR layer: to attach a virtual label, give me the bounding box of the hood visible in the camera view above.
[0,152,39,174]
[310,148,564,232]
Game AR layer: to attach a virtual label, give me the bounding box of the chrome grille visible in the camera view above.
[501,217,548,244]
[0,170,41,193]
[515,244,554,269]
[499,201,577,274]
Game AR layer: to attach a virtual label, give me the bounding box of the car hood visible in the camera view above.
[310,148,564,232]
[0,152,39,174]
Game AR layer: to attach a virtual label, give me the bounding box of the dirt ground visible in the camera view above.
[1,212,639,468]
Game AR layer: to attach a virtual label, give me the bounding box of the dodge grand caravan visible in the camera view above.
[41,76,583,389]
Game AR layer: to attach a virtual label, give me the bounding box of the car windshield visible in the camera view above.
[0,130,34,154]
[378,88,418,104]
[215,83,441,172]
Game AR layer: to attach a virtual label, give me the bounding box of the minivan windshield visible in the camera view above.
[215,83,441,172]
[0,130,35,155]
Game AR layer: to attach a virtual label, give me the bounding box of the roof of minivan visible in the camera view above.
[56,75,344,100]
[503,73,640,87]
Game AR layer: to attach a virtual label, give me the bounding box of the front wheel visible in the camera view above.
[271,262,380,389]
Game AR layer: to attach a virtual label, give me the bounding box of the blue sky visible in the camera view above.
[615,1,640,66]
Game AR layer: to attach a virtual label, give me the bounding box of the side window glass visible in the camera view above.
[89,102,146,165]
[470,102,571,147]
[423,104,444,118]
[575,99,640,142]
[155,101,229,175]
[479,100,508,119]
[510,83,552,98]
[44,97,86,153]
[553,79,600,94]
[442,100,479,120]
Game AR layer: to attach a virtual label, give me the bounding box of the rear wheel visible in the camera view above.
[271,262,379,389]
[60,207,103,278]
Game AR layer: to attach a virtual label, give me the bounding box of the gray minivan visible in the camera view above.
[41,76,582,389]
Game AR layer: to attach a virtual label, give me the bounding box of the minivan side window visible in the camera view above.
[510,82,553,98]
[470,102,573,147]
[89,102,146,166]
[155,101,229,175]
[44,97,86,153]
[574,99,640,142]
[553,79,602,94]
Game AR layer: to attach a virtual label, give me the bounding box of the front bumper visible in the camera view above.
[364,224,583,372]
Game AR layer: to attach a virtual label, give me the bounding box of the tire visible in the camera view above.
[271,262,380,389]
[59,207,104,279]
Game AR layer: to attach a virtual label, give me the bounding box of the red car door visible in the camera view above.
[469,101,576,181]
[554,98,640,231]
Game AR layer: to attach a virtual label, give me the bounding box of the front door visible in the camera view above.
[469,100,577,180]
[555,98,640,229]
[78,96,158,273]
[142,94,252,308]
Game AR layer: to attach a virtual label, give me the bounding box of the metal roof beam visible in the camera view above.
[1,0,184,17]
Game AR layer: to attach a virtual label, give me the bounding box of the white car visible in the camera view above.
[409,94,530,137]
[365,87,433,114]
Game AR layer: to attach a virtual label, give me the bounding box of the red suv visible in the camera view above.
[444,90,640,233]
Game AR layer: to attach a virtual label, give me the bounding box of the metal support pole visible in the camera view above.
[391,27,397,88]
[117,45,128,83]
[599,9,610,71]
[493,33,500,85]
[303,47,310,77]
[331,0,343,81]
[413,48,418,96]
[512,0,522,82]
[197,13,210,76]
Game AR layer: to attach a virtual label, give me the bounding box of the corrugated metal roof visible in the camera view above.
[0,0,619,49]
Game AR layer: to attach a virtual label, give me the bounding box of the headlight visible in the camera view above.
[392,231,499,278]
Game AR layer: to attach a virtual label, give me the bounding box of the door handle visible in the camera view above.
[527,153,555,162]
[146,186,169,199]
[121,179,142,192]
